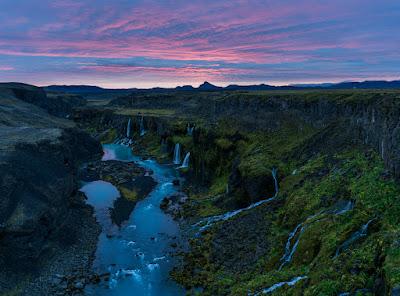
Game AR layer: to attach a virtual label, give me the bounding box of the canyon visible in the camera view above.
[1,83,400,295]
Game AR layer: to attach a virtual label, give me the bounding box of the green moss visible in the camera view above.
[238,123,317,179]
[174,146,400,295]
[119,186,138,201]
[215,138,233,150]
[172,135,193,148]
[100,128,117,144]
[135,132,169,161]
[384,240,400,287]
[1,289,23,296]
[121,93,400,295]
[209,175,228,195]
[198,203,223,217]
[115,108,175,117]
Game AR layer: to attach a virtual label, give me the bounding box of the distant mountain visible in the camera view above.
[292,80,400,89]
[198,81,222,91]
[327,80,400,89]
[44,80,400,95]
[175,85,195,91]
[225,83,300,91]
[291,83,336,88]
[225,84,275,91]
[45,85,136,94]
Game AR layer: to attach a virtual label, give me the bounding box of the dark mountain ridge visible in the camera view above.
[42,79,400,95]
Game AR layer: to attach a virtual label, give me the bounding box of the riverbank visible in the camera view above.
[72,88,400,295]
[3,83,400,295]
[81,144,186,296]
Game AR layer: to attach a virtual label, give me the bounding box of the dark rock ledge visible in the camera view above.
[0,84,102,295]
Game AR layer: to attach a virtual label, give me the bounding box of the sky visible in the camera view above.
[0,0,399,88]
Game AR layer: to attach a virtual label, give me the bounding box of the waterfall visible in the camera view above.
[179,152,190,168]
[126,118,131,138]
[194,168,278,232]
[335,219,374,257]
[253,276,307,295]
[279,211,324,270]
[334,200,354,215]
[279,223,304,270]
[279,201,356,270]
[187,124,194,136]
[195,197,276,233]
[271,168,279,196]
[139,116,146,137]
[173,143,181,165]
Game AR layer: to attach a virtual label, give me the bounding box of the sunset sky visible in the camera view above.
[0,0,399,88]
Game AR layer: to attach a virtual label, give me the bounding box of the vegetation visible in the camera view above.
[115,108,176,117]
[80,89,400,295]
[99,128,117,144]
[119,186,138,201]
[171,147,400,295]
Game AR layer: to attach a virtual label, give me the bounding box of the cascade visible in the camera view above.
[335,219,374,257]
[279,211,325,270]
[126,118,131,138]
[173,143,181,165]
[194,168,278,232]
[187,124,195,136]
[139,116,146,136]
[179,152,190,168]
[256,276,308,295]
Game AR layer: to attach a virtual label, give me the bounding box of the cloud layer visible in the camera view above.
[0,0,399,87]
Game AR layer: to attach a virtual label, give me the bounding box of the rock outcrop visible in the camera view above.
[0,82,86,118]
[0,84,102,295]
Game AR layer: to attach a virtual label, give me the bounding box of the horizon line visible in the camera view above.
[29,78,400,90]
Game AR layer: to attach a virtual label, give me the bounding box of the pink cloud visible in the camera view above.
[79,64,257,80]
[0,1,374,64]
[0,66,14,71]
[1,0,399,87]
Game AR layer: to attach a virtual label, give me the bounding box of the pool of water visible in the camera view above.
[80,144,185,296]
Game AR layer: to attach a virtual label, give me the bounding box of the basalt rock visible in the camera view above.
[0,82,86,118]
[160,193,189,219]
[0,84,102,294]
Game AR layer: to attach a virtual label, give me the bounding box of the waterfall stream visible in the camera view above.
[279,199,356,270]
[126,118,131,138]
[279,223,305,270]
[335,219,374,257]
[173,143,181,165]
[279,210,326,270]
[179,152,190,168]
[187,124,194,136]
[251,276,308,295]
[194,168,278,232]
[139,116,146,137]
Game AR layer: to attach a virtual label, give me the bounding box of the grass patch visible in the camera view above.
[119,186,138,201]
[99,128,117,144]
[115,108,176,117]
[174,146,400,295]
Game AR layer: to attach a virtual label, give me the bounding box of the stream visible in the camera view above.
[80,143,185,296]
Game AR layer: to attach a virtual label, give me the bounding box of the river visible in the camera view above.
[80,144,185,296]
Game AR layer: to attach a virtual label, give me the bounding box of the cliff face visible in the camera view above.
[107,91,400,180]
[0,82,86,118]
[0,85,102,294]
[212,93,400,178]
[98,91,400,294]
[96,91,400,190]
[0,128,100,262]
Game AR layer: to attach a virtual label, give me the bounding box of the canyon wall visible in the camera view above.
[0,84,102,294]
